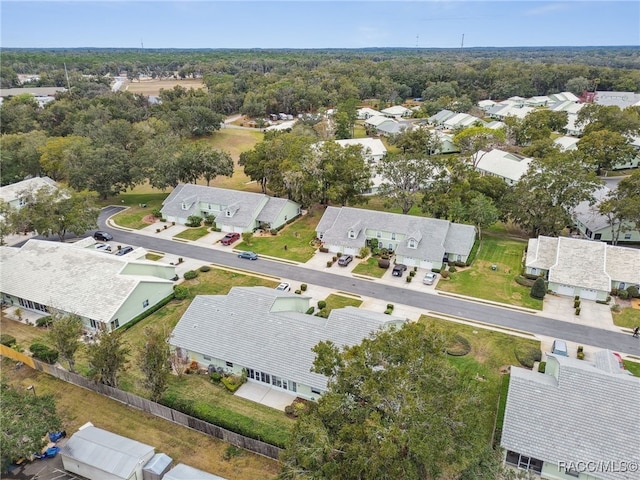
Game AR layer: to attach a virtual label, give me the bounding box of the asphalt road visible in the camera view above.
[93,207,640,356]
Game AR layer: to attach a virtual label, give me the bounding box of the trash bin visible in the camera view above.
[491,264,497,271]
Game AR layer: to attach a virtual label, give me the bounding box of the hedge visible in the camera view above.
[465,239,480,266]
[514,345,541,369]
[515,275,536,287]
[29,343,59,364]
[120,293,176,331]
[0,334,16,347]
[184,270,198,280]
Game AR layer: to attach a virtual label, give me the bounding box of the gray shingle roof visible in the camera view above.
[60,426,155,479]
[317,207,476,262]
[0,240,174,323]
[256,196,296,224]
[0,176,57,203]
[501,354,640,480]
[169,287,405,391]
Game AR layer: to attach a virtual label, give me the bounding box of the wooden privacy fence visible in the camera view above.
[32,360,282,460]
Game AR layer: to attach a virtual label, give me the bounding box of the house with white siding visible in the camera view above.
[0,176,57,211]
[380,105,413,118]
[169,287,406,401]
[525,236,640,301]
[473,149,533,185]
[316,206,476,270]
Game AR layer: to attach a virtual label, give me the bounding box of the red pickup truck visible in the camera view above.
[220,232,240,245]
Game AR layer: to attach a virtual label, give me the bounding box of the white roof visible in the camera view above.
[593,91,640,109]
[0,176,57,203]
[381,105,411,116]
[335,138,387,158]
[364,115,395,127]
[264,119,297,131]
[164,464,227,480]
[357,107,381,118]
[473,149,532,183]
[553,136,579,151]
[0,240,174,323]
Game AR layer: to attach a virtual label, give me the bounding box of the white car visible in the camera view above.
[275,282,291,292]
[423,272,438,285]
[95,243,112,252]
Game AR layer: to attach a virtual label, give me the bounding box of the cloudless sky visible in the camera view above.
[1,1,639,49]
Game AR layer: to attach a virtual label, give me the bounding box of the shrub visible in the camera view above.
[315,308,329,318]
[378,258,390,269]
[387,303,394,310]
[210,371,222,383]
[446,335,471,356]
[611,303,622,313]
[156,228,161,233]
[465,239,480,266]
[29,343,59,364]
[618,289,630,300]
[326,260,333,267]
[384,308,393,314]
[211,226,221,232]
[173,285,189,300]
[317,300,327,310]
[530,277,546,299]
[574,295,580,301]
[178,257,184,263]
[448,266,457,273]
[183,270,198,280]
[223,445,243,460]
[406,276,412,283]
[575,307,581,315]
[515,275,536,287]
[185,215,202,227]
[305,307,315,315]
[413,266,418,272]
[358,246,369,258]
[610,288,619,296]
[431,268,441,273]
[332,256,338,262]
[36,316,53,328]
[440,270,450,279]
[294,289,301,294]
[242,232,253,245]
[627,285,639,298]
[221,374,246,393]
[380,248,390,257]
[152,208,163,218]
[336,252,343,258]
[372,247,380,256]
[199,265,211,272]
[0,334,16,347]
[270,229,278,235]
[203,214,215,226]
[454,261,466,268]
[300,283,308,291]
[573,299,581,309]
[514,345,541,369]
[577,350,585,360]
[163,225,168,230]
[538,361,546,373]
[409,270,416,277]
[370,238,379,249]
[319,246,329,253]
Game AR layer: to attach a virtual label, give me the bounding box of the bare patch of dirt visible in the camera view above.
[142,214,157,224]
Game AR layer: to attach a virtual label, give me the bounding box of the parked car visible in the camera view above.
[115,246,134,256]
[94,243,112,252]
[275,282,291,292]
[238,251,258,260]
[423,272,438,285]
[392,264,407,277]
[551,339,568,357]
[94,231,113,242]
[220,232,240,245]
[338,254,353,266]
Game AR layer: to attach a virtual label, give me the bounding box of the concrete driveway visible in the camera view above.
[542,295,615,330]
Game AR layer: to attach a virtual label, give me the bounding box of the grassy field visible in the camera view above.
[125,78,207,96]
[173,226,211,241]
[1,358,280,480]
[436,235,543,310]
[237,209,322,263]
[420,316,541,443]
[104,190,168,229]
[352,256,387,278]
[612,306,640,328]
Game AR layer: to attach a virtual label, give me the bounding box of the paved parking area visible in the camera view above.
[3,439,81,480]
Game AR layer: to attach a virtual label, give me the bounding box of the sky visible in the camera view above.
[1,1,639,49]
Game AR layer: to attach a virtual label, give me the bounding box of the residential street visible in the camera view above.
[94,207,640,357]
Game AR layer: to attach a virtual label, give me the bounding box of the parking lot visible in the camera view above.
[3,439,83,480]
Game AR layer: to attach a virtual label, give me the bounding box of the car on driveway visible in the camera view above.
[392,264,407,277]
[423,272,438,285]
[94,231,113,242]
[220,232,240,245]
[338,254,353,266]
[275,282,291,292]
[94,243,112,252]
[115,246,134,256]
[238,251,258,260]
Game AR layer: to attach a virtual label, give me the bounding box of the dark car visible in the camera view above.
[94,231,113,242]
[338,254,353,266]
[238,251,258,260]
[392,264,407,277]
[220,232,240,245]
[116,246,134,256]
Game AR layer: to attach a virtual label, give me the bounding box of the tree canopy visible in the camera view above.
[280,322,486,480]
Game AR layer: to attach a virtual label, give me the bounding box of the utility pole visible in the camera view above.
[461,33,465,49]
[63,62,71,90]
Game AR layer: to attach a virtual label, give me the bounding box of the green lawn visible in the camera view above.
[106,191,168,229]
[236,209,321,262]
[623,360,640,377]
[436,235,543,310]
[173,226,211,241]
[420,315,541,443]
[322,293,363,313]
[612,306,640,328]
[145,252,164,261]
[352,256,387,278]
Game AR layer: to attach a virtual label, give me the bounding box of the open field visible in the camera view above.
[1,358,280,480]
[436,234,543,310]
[612,305,640,328]
[125,78,207,96]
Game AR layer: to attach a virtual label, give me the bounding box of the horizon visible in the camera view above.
[1,1,639,50]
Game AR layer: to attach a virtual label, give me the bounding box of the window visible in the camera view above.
[408,239,416,248]
[225,210,232,217]
[348,230,356,239]
[594,233,602,240]
[505,451,542,474]
[565,468,580,478]
[143,299,149,308]
[90,319,98,329]
[624,233,632,240]
[311,388,322,395]
[377,231,381,238]
[226,361,233,368]
[203,355,211,361]
[391,233,396,240]
[181,202,188,210]
[110,319,120,331]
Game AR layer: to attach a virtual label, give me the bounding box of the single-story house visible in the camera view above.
[0,239,176,331]
[484,120,505,130]
[380,105,413,118]
[548,91,580,103]
[0,176,57,211]
[565,112,585,136]
[164,464,227,480]
[334,138,387,164]
[473,149,533,185]
[477,99,497,111]
[442,112,483,130]
[592,91,640,109]
[501,351,639,479]
[548,100,584,115]
[427,109,456,127]
[316,206,476,270]
[364,115,397,131]
[525,95,550,107]
[570,186,640,243]
[525,235,640,300]
[169,286,406,401]
[160,184,301,233]
[356,107,382,120]
[60,425,156,480]
[553,135,580,151]
[431,131,458,154]
[376,120,414,136]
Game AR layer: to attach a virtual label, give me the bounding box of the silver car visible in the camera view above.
[423,272,438,285]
